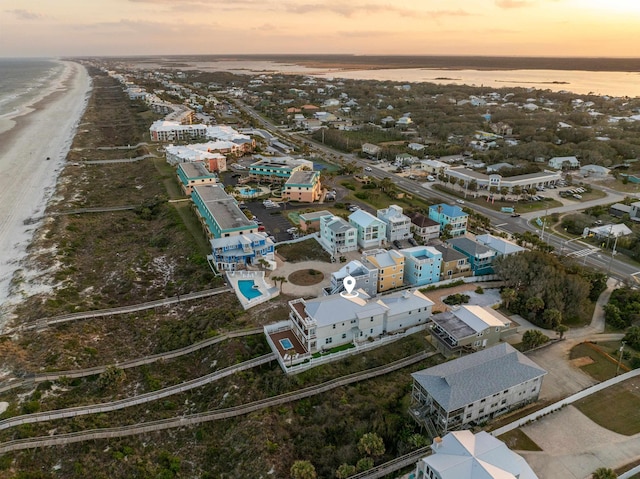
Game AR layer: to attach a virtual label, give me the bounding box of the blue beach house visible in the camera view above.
[428,204,468,237]
[401,246,443,287]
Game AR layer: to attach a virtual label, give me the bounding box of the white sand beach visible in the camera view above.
[0,61,91,330]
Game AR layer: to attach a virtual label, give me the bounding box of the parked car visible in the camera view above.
[364,167,372,172]
[408,238,418,246]
[393,240,401,248]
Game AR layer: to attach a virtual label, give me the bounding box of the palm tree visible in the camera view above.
[555,324,569,339]
[592,468,617,479]
[525,296,545,322]
[290,460,317,479]
[542,308,562,329]
[358,432,385,458]
[501,288,517,310]
[272,275,288,292]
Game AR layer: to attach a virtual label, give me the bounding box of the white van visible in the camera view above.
[427,175,436,182]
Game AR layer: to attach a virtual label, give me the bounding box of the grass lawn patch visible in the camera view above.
[498,429,542,451]
[569,342,629,381]
[574,376,640,435]
[276,238,331,263]
[287,269,324,286]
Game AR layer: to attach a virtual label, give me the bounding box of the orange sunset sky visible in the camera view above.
[1,0,639,57]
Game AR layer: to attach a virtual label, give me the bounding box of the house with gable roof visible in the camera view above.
[318,215,358,256]
[410,343,547,434]
[428,204,468,237]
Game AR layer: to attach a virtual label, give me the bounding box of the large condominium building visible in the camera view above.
[248,156,314,183]
[283,170,322,203]
[150,120,208,142]
[176,162,217,195]
[191,184,258,239]
[165,143,229,172]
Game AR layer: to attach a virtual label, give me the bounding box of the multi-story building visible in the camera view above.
[248,156,313,184]
[298,210,332,232]
[429,305,515,357]
[176,162,217,195]
[362,248,405,293]
[377,205,412,242]
[415,431,539,479]
[209,233,275,272]
[165,142,233,171]
[191,184,258,239]
[318,215,358,256]
[428,204,468,237]
[410,343,547,434]
[282,288,434,355]
[349,210,387,249]
[432,244,472,281]
[446,237,498,276]
[150,120,208,142]
[401,246,442,287]
[325,260,378,297]
[476,234,525,257]
[283,170,322,203]
[442,166,562,192]
[408,212,441,243]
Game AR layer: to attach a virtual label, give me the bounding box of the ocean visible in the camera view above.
[0,58,64,133]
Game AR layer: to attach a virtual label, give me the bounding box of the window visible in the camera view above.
[480,398,486,403]
[501,399,507,405]
[332,324,336,329]
[370,329,373,333]
[342,333,346,339]
[325,337,333,345]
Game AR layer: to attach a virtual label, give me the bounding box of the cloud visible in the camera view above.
[495,0,535,8]
[4,9,45,20]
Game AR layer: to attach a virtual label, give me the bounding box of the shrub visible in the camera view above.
[443,293,470,305]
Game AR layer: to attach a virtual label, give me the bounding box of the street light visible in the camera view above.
[616,341,626,376]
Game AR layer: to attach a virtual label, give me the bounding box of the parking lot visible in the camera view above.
[244,201,297,243]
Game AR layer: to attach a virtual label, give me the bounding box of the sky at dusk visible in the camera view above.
[1,0,640,58]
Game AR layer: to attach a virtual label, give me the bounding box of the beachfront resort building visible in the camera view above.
[429,305,514,357]
[165,142,233,171]
[283,170,322,203]
[191,184,258,239]
[428,204,468,237]
[377,205,412,242]
[414,431,539,479]
[361,249,405,293]
[209,233,275,272]
[176,162,218,195]
[349,210,387,249]
[248,156,314,184]
[267,288,434,363]
[150,120,207,142]
[401,246,442,287]
[318,215,358,256]
[410,343,547,434]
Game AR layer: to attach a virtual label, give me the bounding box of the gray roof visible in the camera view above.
[411,343,547,412]
[179,162,213,178]
[433,244,467,263]
[286,170,317,185]
[447,237,495,257]
[193,184,256,231]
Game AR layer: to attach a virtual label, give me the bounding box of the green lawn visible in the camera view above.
[497,429,542,451]
[570,341,633,380]
[574,376,640,436]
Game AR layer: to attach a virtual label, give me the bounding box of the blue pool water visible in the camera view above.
[237,186,260,197]
[280,338,294,350]
[238,280,263,300]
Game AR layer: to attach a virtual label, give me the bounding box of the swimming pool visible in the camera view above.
[236,186,261,197]
[279,338,294,350]
[238,280,263,300]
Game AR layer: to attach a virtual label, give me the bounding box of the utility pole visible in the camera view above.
[616,341,626,376]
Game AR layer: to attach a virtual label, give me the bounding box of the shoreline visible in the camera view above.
[0,61,92,330]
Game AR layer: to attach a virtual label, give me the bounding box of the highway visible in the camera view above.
[233,98,637,283]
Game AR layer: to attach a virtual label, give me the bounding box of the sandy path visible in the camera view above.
[0,61,91,329]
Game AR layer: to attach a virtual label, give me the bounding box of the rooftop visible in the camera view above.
[411,343,547,412]
[193,184,256,231]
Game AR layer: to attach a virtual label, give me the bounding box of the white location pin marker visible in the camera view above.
[343,275,356,295]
